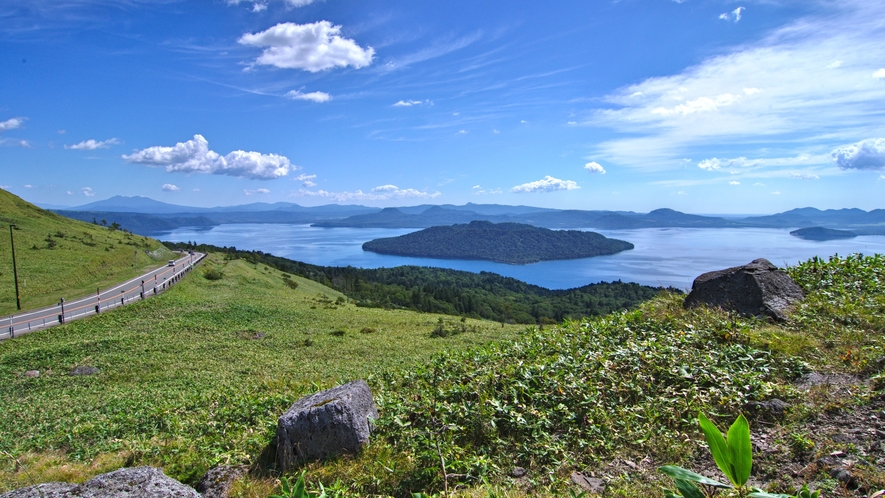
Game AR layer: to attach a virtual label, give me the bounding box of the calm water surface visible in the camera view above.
[161,224,885,290]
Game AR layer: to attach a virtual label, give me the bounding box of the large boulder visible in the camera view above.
[276,380,378,471]
[683,258,804,321]
[0,467,200,498]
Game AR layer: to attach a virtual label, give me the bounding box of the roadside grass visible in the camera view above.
[0,253,524,491]
[0,190,174,314]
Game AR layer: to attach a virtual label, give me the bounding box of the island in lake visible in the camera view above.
[362,220,634,264]
[790,226,857,241]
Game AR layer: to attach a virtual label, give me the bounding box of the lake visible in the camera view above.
[160,224,885,290]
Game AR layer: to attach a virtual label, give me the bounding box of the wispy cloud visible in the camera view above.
[293,184,441,201]
[719,6,745,22]
[584,162,606,174]
[81,187,95,197]
[393,99,432,107]
[590,2,885,170]
[162,183,180,191]
[0,117,25,132]
[244,188,271,195]
[295,173,317,187]
[65,138,119,150]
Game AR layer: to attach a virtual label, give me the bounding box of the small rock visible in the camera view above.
[510,467,527,478]
[24,370,39,378]
[624,459,637,469]
[828,467,857,489]
[743,399,789,420]
[69,365,100,376]
[570,472,605,495]
[196,465,249,498]
[0,466,199,497]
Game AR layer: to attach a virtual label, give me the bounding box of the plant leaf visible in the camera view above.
[698,411,736,485]
[727,413,752,486]
[659,466,731,488]
[663,491,683,498]
[748,491,793,498]
[673,479,707,498]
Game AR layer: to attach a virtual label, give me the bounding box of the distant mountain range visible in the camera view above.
[48,195,885,236]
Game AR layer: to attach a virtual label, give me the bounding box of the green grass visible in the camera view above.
[0,253,524,490]
[0,189,174,314]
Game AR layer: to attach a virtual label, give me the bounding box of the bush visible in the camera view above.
[203,268,224,281]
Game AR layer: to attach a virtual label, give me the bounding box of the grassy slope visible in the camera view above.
[0,253,524,490]
[0,189,174,314]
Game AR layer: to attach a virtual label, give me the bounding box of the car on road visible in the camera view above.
[168,260,175,266]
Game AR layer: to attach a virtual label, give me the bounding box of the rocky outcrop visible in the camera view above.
[683,258,804,321]
[0,467,200,498]
[276,380,378,471]
[195,465,249,498]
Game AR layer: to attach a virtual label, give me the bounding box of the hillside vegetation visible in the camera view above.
[0,189,173,313]
[164,241,668,324]
[0,253,523,491]
[1,253,883,497]
[362,221,633,264]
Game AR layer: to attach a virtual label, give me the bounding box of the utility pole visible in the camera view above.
[9,225,21,310]
[134,250,137,270]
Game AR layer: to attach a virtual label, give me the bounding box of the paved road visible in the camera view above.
[1,252,206,340]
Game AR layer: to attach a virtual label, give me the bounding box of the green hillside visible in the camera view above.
[0,253,523,491]
[0,189,173,314]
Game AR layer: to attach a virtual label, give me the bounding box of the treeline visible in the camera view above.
[166,241,677,324]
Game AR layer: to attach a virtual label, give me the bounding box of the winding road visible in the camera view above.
[2,252,205,340]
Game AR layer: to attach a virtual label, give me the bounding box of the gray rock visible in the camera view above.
[23,370,39,378]
[510,467,527,478]
[195,465,249,498]
[276,380,378,471]
[69,366,100,376]
[570,472,606,495]
[683,258,804,321]
[743,398,790,421]
[0,467,200,497]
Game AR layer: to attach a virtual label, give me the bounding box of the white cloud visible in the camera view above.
[82,187,95,197]
[678,190,688,195]
[244,188,271,195]
[66,190,73,195]
[123,134,292,180]
[510,176,580,193]
[790,173,819,180]
[193,188,202,192]
[162,184,180,192]
[593,3,885,169]
[0,138,30,148]
[873,68,885,79]
[293,185,441,202]
[520,120,528,124]
[754,182,765,187]
[23,184,34,189]
[65,138,119,150]
[295,173,317,187]
[472,185,502,195]
[831,138,885,170]
[719,6,745,22]
[457,130,468,135]
[567,121,577,125]
[826,60,844,69]
[393,100,422,107]
[239,21,374,72]
[698,156,762,171]
[771,191,781,195]
[729,181,740,185]
[584,161,606,174]
[0,117,25,132]
[286,90,331,102]
[227,0,316,8]
[492,129,500,134]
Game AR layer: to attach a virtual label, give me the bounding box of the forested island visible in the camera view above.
[790,226,857,241]
[361,221,633,264]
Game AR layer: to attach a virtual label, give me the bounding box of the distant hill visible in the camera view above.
[790,227,857,241]
[362,221,633,264]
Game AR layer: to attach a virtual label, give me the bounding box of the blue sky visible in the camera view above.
[1,0,884,213]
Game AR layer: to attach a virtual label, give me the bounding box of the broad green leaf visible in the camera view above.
[673,479,707,498]
[726,414,752,486]
[663,491,683,498]
[698,412,735,485]
[748,491,793,498]
[659,466,731,488]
